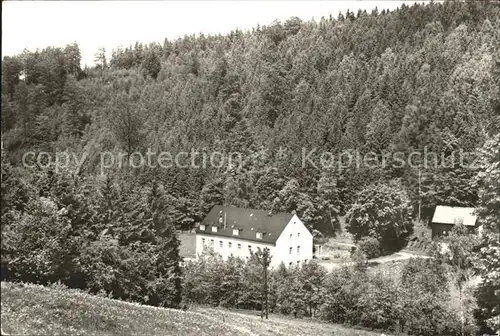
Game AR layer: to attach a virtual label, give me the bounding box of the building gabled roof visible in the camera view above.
[196,205,294,244]
[431,206,477,226]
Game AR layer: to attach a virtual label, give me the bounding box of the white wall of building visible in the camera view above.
[196,234,275,261]
[274,215,313,268]
[195,214,313,269]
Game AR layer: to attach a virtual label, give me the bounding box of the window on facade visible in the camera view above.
[248,245,252,251]
[212,226,218,233]
[237,243,241,250]
[228,242,232,248]
[201,238,205,245]
[297,246,300,254]
[256,232,263,239]
[297,232,300,238]
[289,262,292,267]
[219,216,223,224]
[316,245,322,254]
[199,224,205,231]
[289,247,292,255]
[219,241,223,248]
[233,229,239,236]
[297,261,300,265]
[210,239,214,245]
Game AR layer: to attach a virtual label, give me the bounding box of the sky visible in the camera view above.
[2,1,426,67]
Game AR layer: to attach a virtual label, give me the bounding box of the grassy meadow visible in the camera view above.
[1,282,383,336]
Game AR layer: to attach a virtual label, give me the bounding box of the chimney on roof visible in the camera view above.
[218,210,223,226]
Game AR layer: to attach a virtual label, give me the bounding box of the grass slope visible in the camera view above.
[1,282,382,336]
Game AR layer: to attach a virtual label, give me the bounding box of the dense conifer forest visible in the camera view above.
[1,0,499,334]
[2,1,499,222]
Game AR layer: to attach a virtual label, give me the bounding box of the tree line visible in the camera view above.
[184,235,481,336]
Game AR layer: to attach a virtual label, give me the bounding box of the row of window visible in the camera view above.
[201,239,301,256]
[289,246,301,255]
[201,238,258,251]
[199,224,264,239]
[199,225,302,242]
[289,260,308,267]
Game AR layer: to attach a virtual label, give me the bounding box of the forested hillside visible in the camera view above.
[1,0,499,319]
[2,1,499,228]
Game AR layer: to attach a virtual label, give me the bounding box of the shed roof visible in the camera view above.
[197,205,294,244]
[431,206,477,226]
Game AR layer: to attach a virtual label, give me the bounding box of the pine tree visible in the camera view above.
[315,171,342,234]
[62,76,86,136]
[64,43,82,77]
[142,49,161,79]
[475,134,500,333]
[365,100,393,153]
[94,47,107,69]
[200,178,224,214]
[154,221,183,308]
[1,56,22,100]
[109,93,144,156]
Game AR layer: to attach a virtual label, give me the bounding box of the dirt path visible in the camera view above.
[328,241,356,248]
[319,251,430,272]
[371,251,431,263]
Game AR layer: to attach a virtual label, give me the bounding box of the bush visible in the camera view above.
[358,272,401,331]
[319,267,370,324]
[79,238,182,308]
[4,198,83,285]
[356,237,381,259]
[396,258,477,335]
[346,181,413,253]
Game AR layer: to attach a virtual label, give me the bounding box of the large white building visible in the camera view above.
[195,205,313,268]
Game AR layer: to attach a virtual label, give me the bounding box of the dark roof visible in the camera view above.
[196,205,294,244]
[431,206,477,226]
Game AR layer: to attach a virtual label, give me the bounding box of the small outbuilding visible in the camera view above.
[430,205,478,238]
